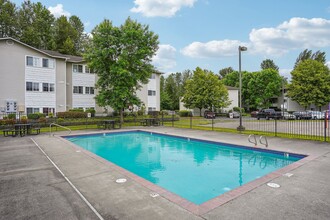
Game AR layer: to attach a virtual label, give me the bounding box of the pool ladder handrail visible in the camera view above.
[248,134,269,148]
[49,123,71,136]
[259,136,268,148]
[248,134,257,146]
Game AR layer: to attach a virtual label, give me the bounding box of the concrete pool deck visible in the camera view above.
[1,127,330,219]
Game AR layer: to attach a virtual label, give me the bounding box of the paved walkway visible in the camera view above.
[1,127,330,219]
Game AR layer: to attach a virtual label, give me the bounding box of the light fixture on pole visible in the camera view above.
[237,46,247,131]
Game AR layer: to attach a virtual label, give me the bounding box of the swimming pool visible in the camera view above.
[65,131,305,205]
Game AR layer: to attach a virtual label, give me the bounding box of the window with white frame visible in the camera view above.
[85,87,94,94]
[73,64,83,73]
[43,107,54,115]
[148,90,156,96]
[26,56,33,66]
[148,107,156,111]
[150,74,156,79]
[26,107,39,114]
[42,83,55,92]
[42,58,49,68]
[26,82,39,91]
[73,86,83,94]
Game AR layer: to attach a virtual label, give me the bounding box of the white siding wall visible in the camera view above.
[147,78,157,109]
[25,64,56,110]
[72,72,95,108]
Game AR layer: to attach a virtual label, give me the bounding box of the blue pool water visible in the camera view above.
[66,131,304,205]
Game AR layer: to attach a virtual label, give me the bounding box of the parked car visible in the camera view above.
[307,111,324,120]
[228,111,240,118]
[281,112,296,120]
[256,109,282,120]
[292,111,312,120]
[250,111,259,118]
[204,110,216,119]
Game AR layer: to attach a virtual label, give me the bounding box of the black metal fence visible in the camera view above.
[167,115,330,142]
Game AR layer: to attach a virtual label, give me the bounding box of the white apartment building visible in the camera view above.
[0,37,160,116]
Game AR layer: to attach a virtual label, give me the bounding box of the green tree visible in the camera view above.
[294,49,326,69]
[17,1,55,49]
[248,69,282,108]
[164,74,179,110]
[222,71,239,88]
[53,15,78,54]
[160,75,171,110]
[0,0,18,38]
[84,18,159,123]
[260,59,279,71]
[288,59,330,110]
[219,67,234,79]
[182,67,230,116]
[69,15,85,54]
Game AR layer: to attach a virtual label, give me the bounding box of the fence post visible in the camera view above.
[325,112,327,142]
[172,113,174,127]
[190,113,192,129]
[162,111,164,126]
[212,118,214,131]
[275,117,277,137]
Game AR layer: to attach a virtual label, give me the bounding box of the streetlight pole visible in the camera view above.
[237,46,247,131]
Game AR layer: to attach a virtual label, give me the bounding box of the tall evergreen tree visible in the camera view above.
[260,59,279,71]
[17,1,54,49]
[0,0,18,38]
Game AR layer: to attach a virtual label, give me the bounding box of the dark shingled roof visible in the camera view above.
[40,49,84,63]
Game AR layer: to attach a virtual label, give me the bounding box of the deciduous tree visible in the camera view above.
[84,18,159,123]
[182,67,230,116]
[288,59,330,110]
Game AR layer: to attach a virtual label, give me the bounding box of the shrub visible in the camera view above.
[4,119,16,125]
[20,116,28,124]
[8,113,16,119]
[233,107,245,113]
[38,117,47,123]
[85,108,96,117]
[69,108,84,112]
[27,113,45,119]
[57,111,87,118]
[178,110,192,117]
[48,112,54,118]
[148,111,159,118]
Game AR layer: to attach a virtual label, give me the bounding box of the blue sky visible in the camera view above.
[12,0,330,78]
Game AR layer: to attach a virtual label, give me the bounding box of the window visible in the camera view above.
[27,108,39,114]
[148,90,156,96]
[73,86,83,94]
[150,74,156,79]
[148,107,156,111]
[43,83,49,92]
[26,56,33,66]
[43,108,54,114]
[42,83,55,92]
[85,66,90,73]
[85,87,94,94]
[42,58,49,68]
[26,82,39,91]
[73,64,83,73]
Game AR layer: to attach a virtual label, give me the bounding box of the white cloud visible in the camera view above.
[250,17,330,55]
[181,40,249,58]
[152,44,177,71]
[130,0,197,17]
[326,61,330,67]
[279,68,292,79]
[48,4,71,18]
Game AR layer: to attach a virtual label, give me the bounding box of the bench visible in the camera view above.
[30,127,41,135]
[2,129,15,137]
